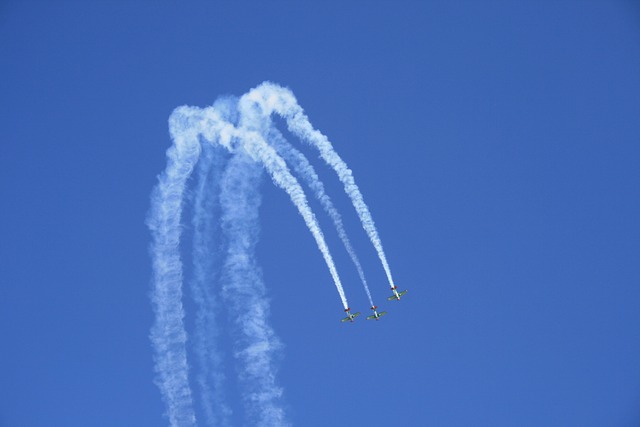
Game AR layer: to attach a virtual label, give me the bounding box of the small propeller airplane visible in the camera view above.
[340,308,361,323]
[388,285,408,301]
[366,305,388,321]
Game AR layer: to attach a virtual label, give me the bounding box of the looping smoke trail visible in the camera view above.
[149,83,383,426]
[244,82,397,289]
[147,127,200,426]
[267,126,375,307]
[156,97,348,426]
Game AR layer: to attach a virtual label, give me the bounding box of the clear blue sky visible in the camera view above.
[1,1,639,426]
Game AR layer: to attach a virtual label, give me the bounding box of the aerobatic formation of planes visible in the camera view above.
[340,286,408,323]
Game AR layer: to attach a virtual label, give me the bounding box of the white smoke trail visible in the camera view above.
[237,97,349,309]
[174,100,349,309]
[149,87,370,424]
[244,82,397,289]
[161,98,349,426]
[147,118,200,426]
[267,126,374,307]
[219,151,289,427]
[190,142,232,427]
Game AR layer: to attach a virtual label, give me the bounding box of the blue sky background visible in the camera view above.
[1,1,640,426]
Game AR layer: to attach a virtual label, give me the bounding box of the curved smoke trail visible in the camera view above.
[243,82,397,290]
[171,103,349,309]
[266,126,375,307]
[237,98,349,309]
[239,131,349,310]
[286,117,396,289]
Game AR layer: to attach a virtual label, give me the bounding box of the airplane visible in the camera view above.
[366,305,388,321]
[387,286,408,301]
[340,308,361,323]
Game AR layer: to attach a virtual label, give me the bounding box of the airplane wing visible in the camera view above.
[388,290,408,301]
[341,312,361,322]
[366,311,388,320]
